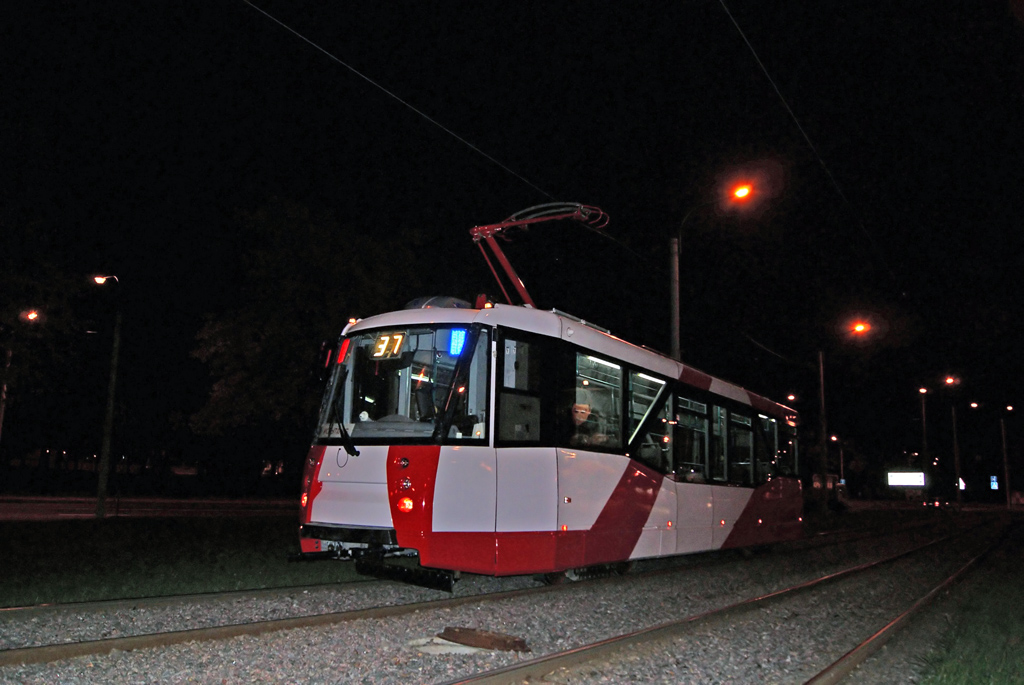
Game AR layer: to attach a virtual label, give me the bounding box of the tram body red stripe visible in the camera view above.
[390,447,664,575]
[722,478,803,548]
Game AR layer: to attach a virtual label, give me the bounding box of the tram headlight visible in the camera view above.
[397,497,415,513]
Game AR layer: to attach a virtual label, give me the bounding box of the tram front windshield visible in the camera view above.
[316,325,489,443]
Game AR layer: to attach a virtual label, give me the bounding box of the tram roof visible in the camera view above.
[344,303,797,421]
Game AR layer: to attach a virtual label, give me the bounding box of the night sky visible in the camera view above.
[4,1,1024,474]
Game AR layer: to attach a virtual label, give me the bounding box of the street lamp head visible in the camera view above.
[850,321,871,335]
[732,184,752,199]
[18,309,42,323]
[93,275,119,285]
[919,387,928,394]
[944,375,960,386]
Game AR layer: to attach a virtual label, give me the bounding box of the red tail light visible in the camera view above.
[299,446,326,524]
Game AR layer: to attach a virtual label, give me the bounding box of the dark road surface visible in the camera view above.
[0,496,297,521]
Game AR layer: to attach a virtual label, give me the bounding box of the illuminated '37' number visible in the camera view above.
[372,333,404,358]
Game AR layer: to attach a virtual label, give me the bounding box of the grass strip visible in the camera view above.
[0,516,361,607]
[918,520,1024,684]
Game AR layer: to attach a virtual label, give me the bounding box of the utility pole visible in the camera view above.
[670,236,681,360]
[818,350,829,512]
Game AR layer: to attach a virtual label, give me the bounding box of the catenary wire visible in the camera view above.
[242,2,651,260]
[241,0,555,202]
[717,0,903,295]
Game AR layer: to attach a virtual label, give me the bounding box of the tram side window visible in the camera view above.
[775,423,799,476]
[754,416,778,484]
[710,405,727,481]
[568,353,622,449]
[729,412,754,486]
[497,334,546,443]
[676,397,708,482]
[627,372,671,473]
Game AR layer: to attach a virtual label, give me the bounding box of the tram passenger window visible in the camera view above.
[776,423,799,476]
[498,335,544,443]
[729,412,754,486]
[754,416,778,484]
[676,397,708,482]
[568,353,622,449]
[627,371,671,472]
[710,406,727,482]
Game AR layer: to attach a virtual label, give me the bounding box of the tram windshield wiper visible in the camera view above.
[329,368,360,457]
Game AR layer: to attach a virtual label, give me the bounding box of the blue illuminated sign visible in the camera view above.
[449,329,467,356]
[991,475,999,490]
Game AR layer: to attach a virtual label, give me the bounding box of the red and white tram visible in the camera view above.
[298,206,801,590]
[299,301,801,587]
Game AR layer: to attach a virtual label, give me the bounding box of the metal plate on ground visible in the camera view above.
[437,627,531,652]
[407,636,491,655]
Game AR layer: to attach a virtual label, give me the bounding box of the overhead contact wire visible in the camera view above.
[717,0,902,294]
[241,0,555,201]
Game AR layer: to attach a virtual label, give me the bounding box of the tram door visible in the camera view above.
[494,335,560,573]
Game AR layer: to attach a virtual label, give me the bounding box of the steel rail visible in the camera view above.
[0,581,379,618]
[1,516,989,670]
[0,582,570,668]
[804,527,1006,685]
[438,525,987,685]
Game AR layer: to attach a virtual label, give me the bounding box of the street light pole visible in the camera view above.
[1001,415,1010,509]
[670,184,754,361]
[670,235,681,360]
[0,310,43,452]
[818,350,828,510]
[1001,405,1014,510]
[94,276,121,519]
[670,203,704,361]
[0,346,11,451]
[919,388,929,459]
[952,404,962,506]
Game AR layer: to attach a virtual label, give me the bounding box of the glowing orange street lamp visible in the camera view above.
[1,309,44,450]
[851,321,871,334]
[671,182,758,359]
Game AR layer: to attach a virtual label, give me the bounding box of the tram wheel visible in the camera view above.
[611,561,634,576]
[542,571,567,585]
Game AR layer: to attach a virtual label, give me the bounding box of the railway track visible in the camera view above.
[438,517,1007,684]
[0,513,997,679]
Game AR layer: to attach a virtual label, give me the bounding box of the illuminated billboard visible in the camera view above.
[887,471,926,487]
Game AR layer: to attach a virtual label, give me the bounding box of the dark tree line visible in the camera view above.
[188,199,422,439]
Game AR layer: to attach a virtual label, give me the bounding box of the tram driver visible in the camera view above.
[570,390,607,447]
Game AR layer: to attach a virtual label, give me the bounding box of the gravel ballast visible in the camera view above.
[0,520,990,683]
